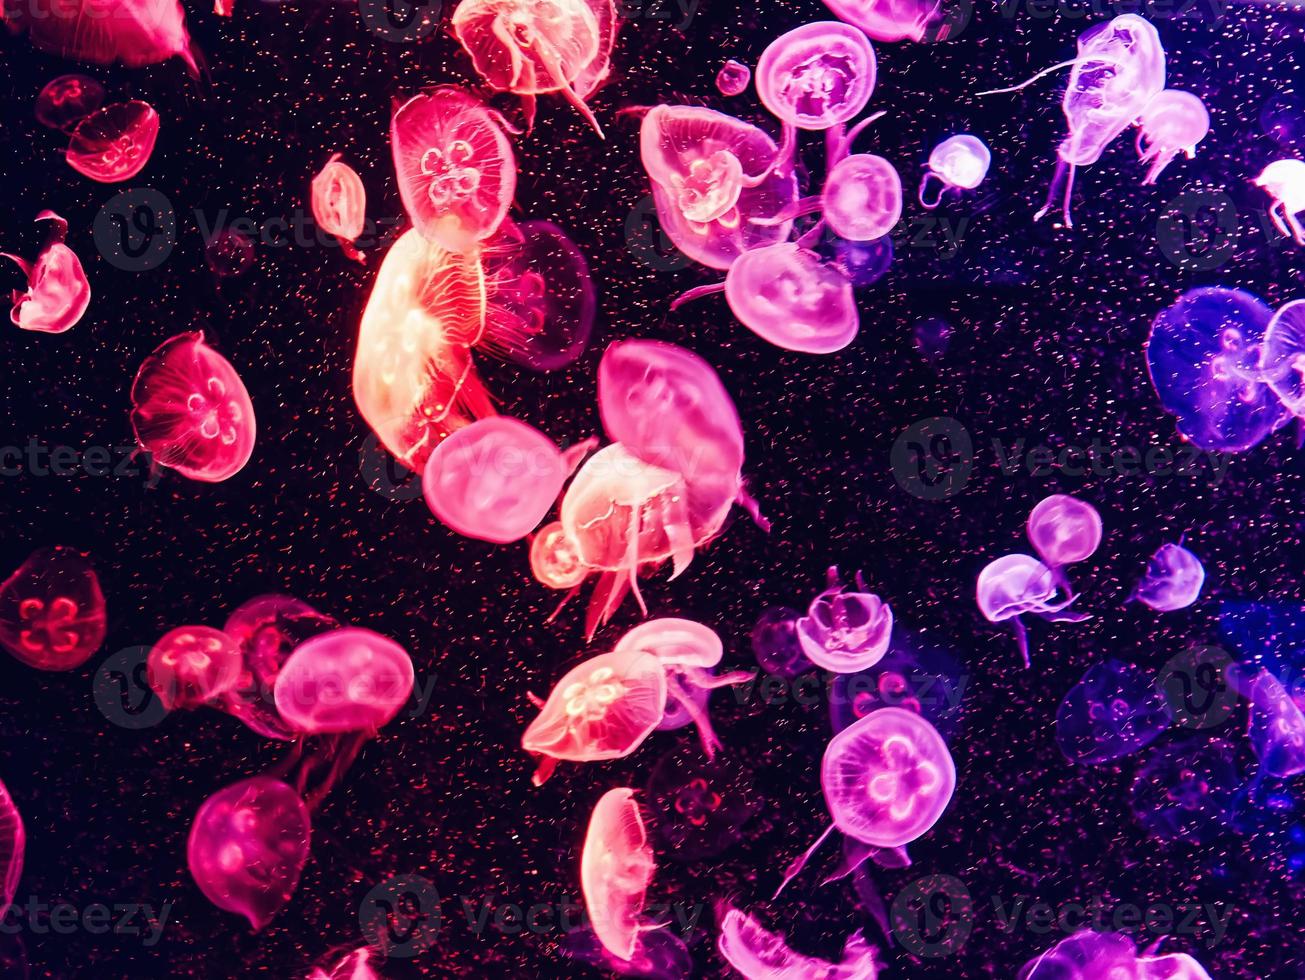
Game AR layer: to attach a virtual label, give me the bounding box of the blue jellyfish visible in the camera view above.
[1054,659,1171,765]
[1218,598,1305,679]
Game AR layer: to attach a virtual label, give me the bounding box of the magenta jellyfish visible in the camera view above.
[919,134,990,208]
[716,60,751,97]
[563,925,690,980]
[1254,159,1305,245]
[1261,299,1305,417]
[1131,541,1205,612]
[796,567,893,674]
[719,243,859,354]
[1246,669,1305,778]
[1,211,90,334]
[529,521,589,591]
[1054,659,1170,765]
[755,22,876,131]
[1020,931,1214,980]
[1025,493,1102,583]
[310,153,367,264]
[307,947,380,980]
[580,787,656,963]
[0,546,105,672]
[273,628,414,735]
[717,906,878,979]
[451,0,618,136]
[645,744,757,861]
[823,153,902,242]
[7,0,200,74]
[822,0,950,42]
[187,775,311,931]
[129,332,257,483]
[976,553,1088,668]
[1135,89,1209,185]
[0,779,23,919]
[391,88,516,255]
[146,626,242,711]
[751,606,813,679]
[65,100,160,183]
[35,74,104,131]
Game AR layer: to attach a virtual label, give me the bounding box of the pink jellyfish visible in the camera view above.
[1262,299,1305,416]
[1130,541,1204,612]
[755,22,876,131]
[719,242,859,354]
[129,332,257,483]
[4,0,200,74]
[422,417,594,544]
[1254,159,1305,245]
[35,74,105,131]
[1,211,91,334]
[273,628,414,735]
[976,553,1089,668]
[580,788,656,963]
[716,60,751,97]
[919,134,991,208]
[822,0,950,42]
[65,101,160,183]
[1135,89,1209,184]
[0,779,23,919]
[0,546,106,672]
[796,567,893,674]
[1025,493,1102,585]
[451,0,618,136]
[1246,669,1305,778]
[522,649,667,784]
[391,88,517,255]
[529,521,589,590]
[146,626,242,711]
[822,153,902,242]
[639,104,799,270]
[187,776,311,931]
[717,906,879,979]
[307,947,380,980]
[310,154,367,264]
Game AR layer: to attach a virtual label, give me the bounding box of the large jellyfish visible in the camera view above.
[35,74,105,132]
[65,101,160,183]
[976,554,1088,668]
[310,154,367,264]
[129,332,257,483]
[146,626,243,711]
[187,776,311,931]
[1246,669,1305,778]
[580,788,656,963]
[1019,931,1213,980]
[822,153,902,243]
[919,135,991,209]
[717,906,879,979]
[1,211,91,334]
[0,546,106,671]
[1054,659,1170,765]
[451,0,618,136]
[1254,159,1305,244]
[1025,493,1102,586]
[796,567,893,674]
[0,779,23,919]
[391,88,516,255]
[1145,287,1289,453]
[821,0,950,43]
[755,22,877,132]
[720,243,860,354]
[1260,298,1305,418]
[1131,541,1205,612]
[4,0,200,74]
[1135,89,1210,185]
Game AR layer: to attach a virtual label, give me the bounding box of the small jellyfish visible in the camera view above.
[797,567,893,674]
[755,22,876,131]
[822,0,950,42]
[1,211,91,334]
[35,74,105,131]
[129,331,257,483]
[1135,89,1209,185]
[716,60,751,97]
[717,907,879,980]
[306,947,380,980]
[1025,493,1102,580]
[645,744,756,861]
[825,233,893,289]
[581,787,656,963]
[65,100,160,183]
[146,625,242,711]
[187,776,311,931]
[751,606,813,679]
[722,243,859,354]
[1246,669,1305,778]
[1054,659,1171,765]
[273,628,414,735]
[390,88,516,255]
[0,780,23,919]
[1131,541,1205,612]
[1131,737,1241,844]
[529,521,589,590]
[976,553,1089,668]
[0,546,106,672]
[204,230,255,279]
[822,153,902,242]
[310,153,367,264]
[1261,299,1305,417]
[8,0,200,74]
[919,135,990,208]
[1253,159,1305,245]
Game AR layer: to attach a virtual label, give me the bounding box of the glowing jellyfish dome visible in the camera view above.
[1026,493,1103,574]
[580,787,656,963]
[35,74,104,131]
[755,22,876,131]
[976,553,1088,667]
[0,546,106,671]
[273,628,415,734]
[822,153,902,242]
[1247,669,1305,779]
[1131,541,1205,612]
[7,0,200,74]
[822,0,950,42]
[2,211,90,334]
[65,100,160,182]
[716,60,751,97]
[1261,299,1305,417]
[796,568,893,674]
[1254,158,1305,244]
[310,153,367,264]
[724,243,859,353]
[1135,89,1210,184]
[146,626,242,711]
[0,779,23,920]
[920,134,991,208]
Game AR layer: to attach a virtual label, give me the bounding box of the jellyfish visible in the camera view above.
[187,776,311,931]
[719,243,859,354]
[391,88,516,255]
[0,780,23,919]
[273,628,414,735]
[717,907,879,980]
[451,0,618,136]
[580,788,656,963]
[1246,669,1305,778]
[522,649,667,784]
[1,211,90,334]
[716,60,751,97]
[5,0,200,74]
[755,22,876,132]
[1253,159,1305,245]
[146,625,243,711]
[1018,931,1150,980]
[1218,598,1305,680]
[919,135,990,208]
[310,154,367,264]
[976,553,1089,668]
[1145,287,1290,453]
[530,521,589,590]
[35,74,105,131]
[563,926,691,980]
[829,629,966,740]
[1025,493,1102,585]
[1054,659,1170,765]
[822,153,902,243]
[306,947,381,980]
[129,331,257,483]
[645,744,756,861]
[821,0,949,42]
[825,233,893,289]
[639,105,800,270]
[65,100,160,183]
[1131,541,1205,612]
[796,567,893,674]
[0,546,105,671]
[1131,737,1241,843]
[751,606,813,679]
[1261,299,1305,417]
[1135,89,1209,185]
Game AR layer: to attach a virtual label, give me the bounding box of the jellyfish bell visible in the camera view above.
[718,906,879,980]
[1246,669,1305,778]
[755,22,877,131]
[65,100,160,183]
[273,628,414,735]
[716,60,751,97]
[1021,931,1213,980]
[1135,89,1209,185]
[0,546,105,672]
[306,947,380,980]
[530,521,589,590]
[1130,542,1204,612]
[797,567,893,674]
[1026,493,1102,572]
[0,780,22,920]
[2,211,91,334]
[724,243,859,354]
[146,625,242,711]
[310,153,367,264]
[1253,158,1305,245]
[5,0,200,74]
[822,153,902,242]
[920,134,990,208]
[976,553,1088,668]
[1055,659,1170,765]
[35,74,105,131]
[821,0,948,42]
[1261,299,1305,417]
[581,788,656,963]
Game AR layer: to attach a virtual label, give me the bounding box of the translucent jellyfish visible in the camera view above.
[187,776,311,931]
[35,74,104,131]
[451,0,618,136]
[205,230,255,279]
[146,626,242,711]
[0,546,105,671]
[822,0,949,42]
[639,105,799,270]
[1131,737,1241,843]
[391,88,516,255]
[976,553,1089,668]
[1025,493,1102,579]
[580,787,656,963]
[1246,669,1305,778]
[310,154,367,264]
[129,332,257,483]
[1131,541,1204,612]
[1020,931,1213,980]
[1145,287,1289,453]
[820,153,902,243]
[1,211,90,334]
[563,926,691,980]
[919,135,990,208]
[645,744,756,861]
[530,521,589,590]
[7,0,200,74]
[1253,158,1305,245]
[0,780,23,919]
[1054,659,1170,765]
[717,907,879,980]
[1261,299,1305,416]
[522,649,667,784]
[829,629,967,740]
[273,628,414,735]
[306,947,380,980]
[716,60,751,97]
[751,606,813,679]
[755,22,876,131]
[722,243,859,354]
[796,567,893,674]
[1135,89,1209,185]
[826,233,893,289]
[65,101,160,183]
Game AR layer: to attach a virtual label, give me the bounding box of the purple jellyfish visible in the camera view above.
[823,153,902,243]
[750,606,813,679]
[716,60,751,97]
[822,0,951,42]
[1020,931,1213,980]
[1260,299,1305,418]
[920,135,991,208]
[796,566,893,674]
[976,554,1088,668]
[717,906,879,978]
[1055,659,1171,765]
[1026,493,1103,584]
[1246,669,1305,778]
[755,22,877,132]
[1131,541,1205,612]
[1131,738,1241,844]
[1135,89,1210,184]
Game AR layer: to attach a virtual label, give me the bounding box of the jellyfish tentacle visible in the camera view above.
[975,58,1079,97]
[670,281,726,311]
[773,822,836,899]
[918,171,946,210]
